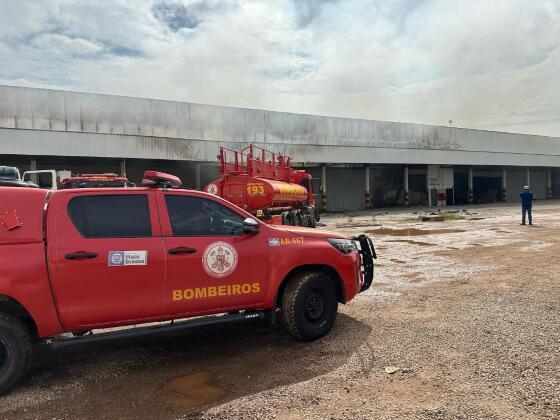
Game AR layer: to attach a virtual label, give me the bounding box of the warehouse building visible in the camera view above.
[1,85,560,211]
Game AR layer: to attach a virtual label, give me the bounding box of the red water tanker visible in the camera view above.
[205,145,319,227]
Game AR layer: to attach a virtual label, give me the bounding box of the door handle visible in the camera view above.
[168,247,197,255]
[65,252,98,260]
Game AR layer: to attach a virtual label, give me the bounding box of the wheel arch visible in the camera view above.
[0,295,38,338]
[275,264,346,307]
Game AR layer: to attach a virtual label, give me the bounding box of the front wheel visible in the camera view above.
[281,272,338,341]
[0,314,34,395]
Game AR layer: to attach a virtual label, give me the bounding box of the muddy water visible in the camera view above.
[367,228,465,236]
[161,372,227,408]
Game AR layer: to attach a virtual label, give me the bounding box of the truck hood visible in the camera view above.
[268,224,348,239]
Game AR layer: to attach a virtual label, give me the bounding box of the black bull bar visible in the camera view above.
[353,234,377,292]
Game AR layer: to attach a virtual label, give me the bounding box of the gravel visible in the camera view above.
[1,202,559,419]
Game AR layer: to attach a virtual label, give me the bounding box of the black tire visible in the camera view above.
[0,314,34,395]
[304,207,316,228]
[281,272,338,341]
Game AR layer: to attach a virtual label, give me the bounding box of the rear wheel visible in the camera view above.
[0,314,33,395]
[281,272,338,341]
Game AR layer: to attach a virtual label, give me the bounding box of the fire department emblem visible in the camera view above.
[206,183,219,195]
[202,241,238,278]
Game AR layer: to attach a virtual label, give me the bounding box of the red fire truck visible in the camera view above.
[205,145,319,227]
[0,171,375,394]
[59,173,133,189]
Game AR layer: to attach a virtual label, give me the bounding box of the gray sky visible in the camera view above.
[1,0,559,136]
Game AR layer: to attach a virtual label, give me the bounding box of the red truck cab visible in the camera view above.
[0,171,375,394]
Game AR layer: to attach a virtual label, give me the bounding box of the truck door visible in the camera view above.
[158,192,269,316]
[48,191,166,329]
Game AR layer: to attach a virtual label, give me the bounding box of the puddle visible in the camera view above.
[387,239,434,247]
[390,259,406,264]
[161,372,227,408]
[367,228,465,237]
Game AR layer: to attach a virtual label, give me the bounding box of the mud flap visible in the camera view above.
[353,234,376,292]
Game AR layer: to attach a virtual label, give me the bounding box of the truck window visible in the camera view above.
[165,195,244,236]
[68,195,152,238]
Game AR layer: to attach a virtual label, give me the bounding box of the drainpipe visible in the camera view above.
[547,169,552,199]
[404,166,409,206]
[365,166,371,209]
[320,165,327,211]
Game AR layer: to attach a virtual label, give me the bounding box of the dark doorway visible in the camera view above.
[371,165,405,207]
[454,171,468,205]
[409,174,427,206]
[474,175,501,203]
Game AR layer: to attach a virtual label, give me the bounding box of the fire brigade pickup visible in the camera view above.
[0,171,375,394]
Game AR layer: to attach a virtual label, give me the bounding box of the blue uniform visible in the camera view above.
[520,191,534,224]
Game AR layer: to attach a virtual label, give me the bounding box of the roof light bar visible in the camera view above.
[142,170,182,187]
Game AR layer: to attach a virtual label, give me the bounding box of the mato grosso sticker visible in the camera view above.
[108,251,148,266]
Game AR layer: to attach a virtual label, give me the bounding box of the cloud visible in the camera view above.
[31,33,103,56]
[0,0,559,137]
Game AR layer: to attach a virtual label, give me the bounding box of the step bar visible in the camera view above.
[48,311,266,348]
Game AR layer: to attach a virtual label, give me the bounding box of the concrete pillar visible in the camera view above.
[195,163,201,190]
[502,169,507,202]
[468,168,474,204]
[547,169,552,199]
[404,166,409,206]
[526,169,530,188]
[365,166,371,208]
[29,158,37,184]
[120,159,127,178]
[320,165,327,211]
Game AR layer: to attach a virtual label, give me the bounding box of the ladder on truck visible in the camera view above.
[218,145,298,183]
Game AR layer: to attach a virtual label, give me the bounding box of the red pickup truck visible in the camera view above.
[0,171,375,394]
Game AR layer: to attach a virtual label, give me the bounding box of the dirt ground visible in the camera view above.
[2,202,559,420]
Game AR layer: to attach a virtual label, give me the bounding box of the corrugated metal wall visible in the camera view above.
[531,170,547,199]
[506,170,527,202]
[1,85,560,167]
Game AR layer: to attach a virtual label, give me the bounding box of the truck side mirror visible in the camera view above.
[243,218,260,234]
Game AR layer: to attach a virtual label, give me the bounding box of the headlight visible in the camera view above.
[327,238,357,254]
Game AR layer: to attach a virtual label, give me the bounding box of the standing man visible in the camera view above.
[520,185,534,225]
